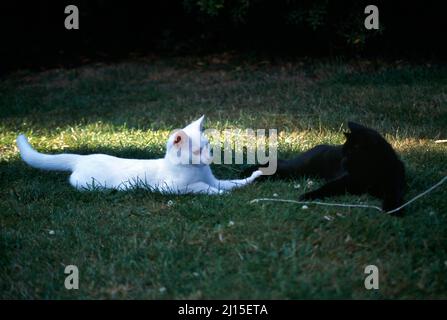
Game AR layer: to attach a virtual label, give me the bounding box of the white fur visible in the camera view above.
[16,116,262,194]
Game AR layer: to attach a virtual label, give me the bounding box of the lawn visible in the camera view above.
[0,55,446,299]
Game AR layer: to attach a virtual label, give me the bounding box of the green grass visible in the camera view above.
[1,55,446,299]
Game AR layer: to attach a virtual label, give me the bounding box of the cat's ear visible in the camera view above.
[196,115,205,131]
[183,115,205,133]
[172,130,188,148]
[348,121,367,133]
[189,115,205,131]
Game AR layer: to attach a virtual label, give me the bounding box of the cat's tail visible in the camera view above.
[16,134,80,172]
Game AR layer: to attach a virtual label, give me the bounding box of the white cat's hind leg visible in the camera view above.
[69,172,108,190]
[69,172,89,190]
[180,182,224,195]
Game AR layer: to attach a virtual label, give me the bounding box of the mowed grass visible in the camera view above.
[0,55,446,299]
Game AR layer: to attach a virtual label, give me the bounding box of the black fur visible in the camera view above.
[245,122,406,215]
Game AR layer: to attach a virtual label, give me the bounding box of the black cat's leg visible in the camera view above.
[241,145,343,180]
[299,175,351,200]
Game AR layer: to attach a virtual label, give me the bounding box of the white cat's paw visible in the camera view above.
[251,170,263,179]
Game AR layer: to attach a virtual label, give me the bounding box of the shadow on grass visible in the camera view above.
[1,60,446,139]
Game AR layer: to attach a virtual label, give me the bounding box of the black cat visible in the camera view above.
[246,122,406,215]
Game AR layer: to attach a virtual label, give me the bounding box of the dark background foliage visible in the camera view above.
[0,0,445,74]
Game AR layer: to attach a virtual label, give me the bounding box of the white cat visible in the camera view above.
[16,116,262,194]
